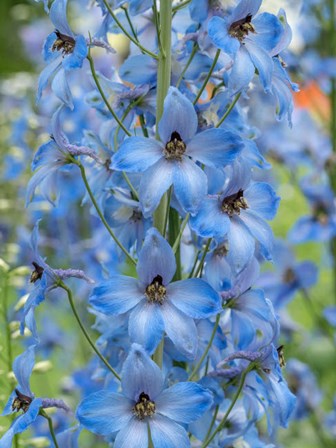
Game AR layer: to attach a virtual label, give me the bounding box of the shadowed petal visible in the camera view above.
[228,46,255,93]
[240,210,274,260]
[51,69,74,109]
[244,182,280,220]
[112,137,163,173]
[150,415,190,448]
[189,197,230,239]
[50,0,73,36]
[13,346,35,396]
[245,40,273,92]
[227,216,255,273]
[114,417,148,448]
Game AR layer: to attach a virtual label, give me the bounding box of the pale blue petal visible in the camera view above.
[50,0,73,36]
[89,276,143,315]
[128,302,165,354]
[150,415,189,448]
[227,216,255,273]
[244,182,280,220]
[114,417,148,448]
[76,391,132,435]
[62,35,87,70]
[245,40,274,92]
[119,55,157,85]
[173,157,207,215]
[13,346,35,396]
[187,129,243,168]
[189,197,230,239]
[229,46,255,93]
[208,16,240,56]
[112,137,163,173]
[139,159,174,217]
[158,87,197,144]
[137,228,176,286]
[161,302,198,359]
[231,0,262,22]
[36,58,61,103]
[167,279,220,318]
[51,69,74,109]
[156,382,213,423]
[121,343,164,401]
[251,12,283,52]
[240,210,274,260]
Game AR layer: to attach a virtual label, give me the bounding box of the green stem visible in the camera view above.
[121,5,139,41]
[193,238,212,278]
[139,114,149,137]
[176,42,198,88]
[169,207,182,281]
[40,410,59,448]
[172,213,190,254]
[201,364,255,448]
[173,0,191,12]
[215,93,241,128]
[153,338,164,369]
[188,314,220,381]
[59,283,121,381]
[193,49,221,105]
[152,0,163,55]
[123,172,139,201]
[102,0,158,59]
[204,405,219,442]
[87,54,132,137]
[77,162,136,266]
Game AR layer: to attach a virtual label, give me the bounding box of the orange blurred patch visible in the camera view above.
[294,81,330,122]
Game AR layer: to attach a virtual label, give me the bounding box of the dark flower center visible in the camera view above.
[313,202,329,225]
[145,274,166,305]
[164,131,186,161]
[214,244,228,258]
[283,268,296,284]
[133,392,156,420]
[221,189,248,217]
[229,14,255,41]
[12,389,33,413]
[30,262,44,283]
[277,345,286,368]
[52,30,75,55]
[131,210,142,222]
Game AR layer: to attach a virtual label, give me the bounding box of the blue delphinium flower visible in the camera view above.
[112,86,243,217]
[77,343,213,447]
[190,168,280,272]
[0,346,70,448]
[208,0,283,93]
[90,227,221,358]
[37,0,88,108]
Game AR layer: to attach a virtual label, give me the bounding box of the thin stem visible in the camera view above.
[123,172,139,201]
[215,92,241,128]
[173,0,191,12]
[121,5,139,41]
[77,162,136,266]
[201,364,255,448]
[163,187,173,237]
[169,207,182,281]
[113,94,146,149]
[172,213,190,253]
[60,283,121,381]
[194,238,212,278]
[188,314,220,381]
[153,338,164,368]
[87,54,131,137]
[176,43,198,88]
[188,249,201,279]
[102,0,158,59]
[204,405,219,442]
[40,410,59,448]
[152,0,164,55]
[193,49,221,105]
[139,114,149,137]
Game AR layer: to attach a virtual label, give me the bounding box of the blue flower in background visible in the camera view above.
[208,0,283,93]
[37,0,88,108]
[77,343,213,448]
[90,227,221,358]
[112,87,243,216]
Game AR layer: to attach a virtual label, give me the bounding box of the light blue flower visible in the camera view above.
[77,343,213,448]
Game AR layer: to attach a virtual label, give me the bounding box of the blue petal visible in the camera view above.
[251,12,283,52]
[187,129,243,168]
[114,417,148,448]
[121,343,164,401]
[50,0,73,36]
[189,197,230,239]
[267,374,296,428]
[13,346,35,396]
[240,210,274,260]
[189,0,208,22]
[89,276,143,315]
[158,87,197,144]
[161,302,198,359]
[137,228,176,286]
[227,216,255,273]
[139,158,174,217]
[231,0,262,22]
[150,415,190,448]
[228,46,255,93]
[244,40,274,92]
[231,309,255,348]
[244,182,280,220]
[156,382,213,423]
[36,58,61,103]
[76,391,132,436]
[51,68,73,108]
[128,302,165,354]
[112,137,163,173]
[167,279,220,318]
[207,16,240,56]
[62,35,87,70]
[172,157,207,215]
[119,55,157,85]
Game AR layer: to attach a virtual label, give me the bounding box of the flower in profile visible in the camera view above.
[37,0,88,108]
[90,227,221,359]
[112,87,243,217]
[0,346,70,448]
[77,343,213,448]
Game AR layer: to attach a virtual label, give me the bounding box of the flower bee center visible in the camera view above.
[221,189,248,217]
[164,131,186,161]
[131,210,143,222]
[145,275,166,305]
[229,14,255,41]
[52,30,76,55]
[12,389,33,414]
[282,268,296,284]
[133,392,156,420]
[30,262,44,283]
[313,202,329,225]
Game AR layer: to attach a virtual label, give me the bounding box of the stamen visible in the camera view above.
[145,275,166,304]
[12,389,33,413]
[164,131,186,161]
[229,14,255,41]
[30,262,44,283]
[52,30,75,55]
[221,189,248,217]
[133,392,156,420]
